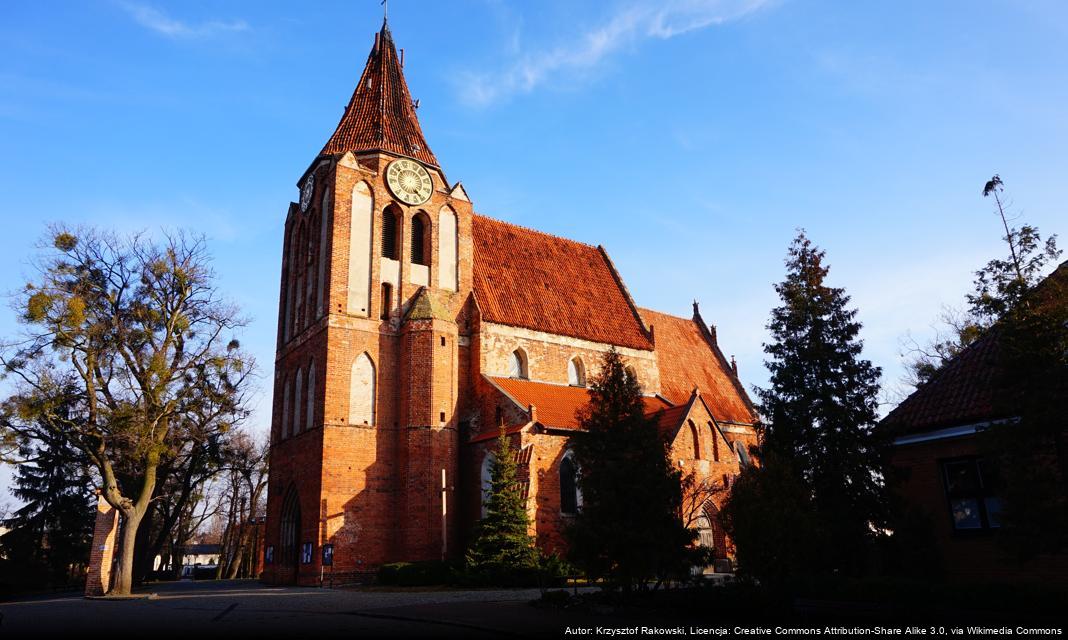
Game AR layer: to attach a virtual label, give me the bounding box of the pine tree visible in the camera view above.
[0,422,95,588]
[567,348,696,592]
[748,231,885,577]
[465,429,538,578]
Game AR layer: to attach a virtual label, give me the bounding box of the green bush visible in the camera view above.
[376,560,456,586]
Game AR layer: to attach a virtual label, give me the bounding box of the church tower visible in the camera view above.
[263,21,475,585]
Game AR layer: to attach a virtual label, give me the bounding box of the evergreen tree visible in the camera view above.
[465,429,538,577]
[0,414,95,589]
[737,231,885,578]
[567,348,696,592]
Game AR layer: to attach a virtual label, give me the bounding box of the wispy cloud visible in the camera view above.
[460,0,775,106]
[118,2,249,40]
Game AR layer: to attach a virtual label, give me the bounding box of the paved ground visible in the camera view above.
[0,579,656,638]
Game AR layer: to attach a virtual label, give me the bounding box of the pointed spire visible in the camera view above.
[321,22,438,166]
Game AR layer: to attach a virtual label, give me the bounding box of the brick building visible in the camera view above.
[261,21,758,586]
[881,261,1067,582]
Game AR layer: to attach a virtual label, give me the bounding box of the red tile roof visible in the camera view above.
[320,22,438,166]
[881,331,1004,435]
[472,215,653,351]
[881,261,1067,436]
[653,403,692,440]
[488,376,670,430]
[638,308,756,425]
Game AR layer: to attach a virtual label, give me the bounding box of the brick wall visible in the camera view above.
[84,492,118,596]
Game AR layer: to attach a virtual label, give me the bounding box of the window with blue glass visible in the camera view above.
[942,457,1002,531]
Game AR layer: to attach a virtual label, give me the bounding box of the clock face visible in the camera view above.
[300,174,315,213]
[386,159,433,205]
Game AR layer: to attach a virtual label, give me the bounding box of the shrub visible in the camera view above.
[376,560,456,586]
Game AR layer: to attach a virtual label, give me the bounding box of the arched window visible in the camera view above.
[625,366,638,384]
[348,181,373,316]
[480,451,495,518]
[688,420,701,460]
[382,205,400,260]
[317,190,332,318]
[280,374,291,440]
[735,441,751,469]
[280,486,301,567]
[560,453,581,515]
[695,513,715,550]
[306,359,316,431]
[567,357,586,387]
[292,367,303,434]
[410,212,430,266]
[438,205,458,291]
[508,349,528,380]
[349,353,376,425]
[709,423,719,462]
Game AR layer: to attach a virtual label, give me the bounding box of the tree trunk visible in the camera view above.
[110,509,144,596]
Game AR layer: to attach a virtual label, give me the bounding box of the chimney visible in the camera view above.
[374,32,380,53]
[528,404,538,423]
[730,356,738,377]
[709,324,717,344]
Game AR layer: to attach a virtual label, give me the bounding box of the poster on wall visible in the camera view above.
[264,545,274,565]
[301,542,313,564]
[322,543,334,566]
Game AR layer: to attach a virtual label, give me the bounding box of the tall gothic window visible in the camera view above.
[293,367,303,434]
[410,213,429,266]
[710,423,719,462]
[688,420,701,460]
[382,205,400,260]
[306,359,316,431]
[480,451,495,517]
[349,353,376,425]
[509,349,528,380]
[560,453,580,515]
[280,374,290,440]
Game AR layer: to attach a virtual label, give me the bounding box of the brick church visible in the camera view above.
[262,20,758,585]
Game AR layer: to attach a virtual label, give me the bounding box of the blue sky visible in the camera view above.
[1,1,1066,506]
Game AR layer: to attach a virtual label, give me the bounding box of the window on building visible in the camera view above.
[480,452,495,518]
[382,206,399,259]
[709,423,719,462]
[688,421,701,460]
[625,366,638,385]
[380,282,392,320]
[280,374,291,440]
[560,454,580,515]
[411,213,429,265]
[694,514,715,550]
[508,349,528,379]
[942,457,1002,531]
[349,353,376,425]
[567,357,586,387]
[734,441,750,469]
[292,368,303,434]
[306,359,316,431]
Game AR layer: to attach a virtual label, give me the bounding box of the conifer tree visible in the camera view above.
[567,348,696,592]
[0,409,95,588]
[731,231,885,578]
[465,429,538,577]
